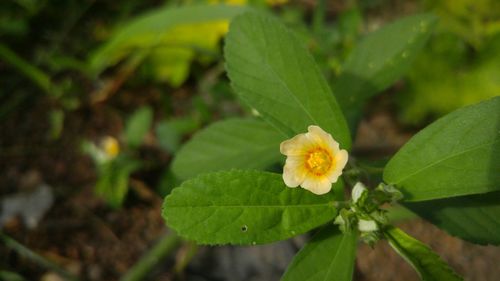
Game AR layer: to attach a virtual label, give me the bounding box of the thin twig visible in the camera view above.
[90,51,147,105]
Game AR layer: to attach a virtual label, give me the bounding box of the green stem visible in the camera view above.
[0,232,79,281]
[357,163,385,174]
[333,200,350,209]
[120,232,182,281]
[0,44,55,96]
[90,51,147,104]
[312,0,327,35]
[174,242,198,276]
[0,270,29,281]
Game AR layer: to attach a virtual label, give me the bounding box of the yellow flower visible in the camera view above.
[280,126,348,195]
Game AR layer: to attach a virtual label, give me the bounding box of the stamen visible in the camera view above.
[305,148,333,176]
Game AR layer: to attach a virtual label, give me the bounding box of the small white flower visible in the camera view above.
[352,182,367,204]
[280,125,348,195]
[358,219,378,232]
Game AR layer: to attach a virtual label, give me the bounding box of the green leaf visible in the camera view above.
[145,20,228,86]
[90,4,246,73]
[385,204,418,223]
[156,117,199,154]
[385,226,463,281]
[171,118,283,180]
[162,170,339,245]
[124,106,153,148]
[225,12,351,149]
[334,14,436,126]
[282,226,357,281]
[96,156,141,208]
[384,96,500,201]
[405,191,500,245]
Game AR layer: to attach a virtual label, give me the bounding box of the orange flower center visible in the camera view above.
[305,148,333,176]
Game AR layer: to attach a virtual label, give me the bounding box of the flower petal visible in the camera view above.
[280,134,313,156]
[282,156,307,187]
[305,125,328,145]
[327,149,349,182]
[301,176,332,195]
[335,149,348,170]
[327,170,342,183]
[325,134,340,153]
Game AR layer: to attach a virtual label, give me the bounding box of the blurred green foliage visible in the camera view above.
[398,0,500,124]
[125,106,154,149]
[425,0,500,48]
[2,0,500,280]
[90,2,247,86]
[82,106,153,207]
[1,0,498,206]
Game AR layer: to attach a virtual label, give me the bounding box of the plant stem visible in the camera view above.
[333,200,350,209]
[0,270,29,281]
[90,51,147,104]
[0,232,79,281]
[0,44,54,96]
[312,0,327,35]
[120,232,183,281]
[174,242,198,276]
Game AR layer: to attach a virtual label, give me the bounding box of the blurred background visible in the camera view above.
[0,0,499,280]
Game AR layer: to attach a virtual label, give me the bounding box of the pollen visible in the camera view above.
[305,148,333,175]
